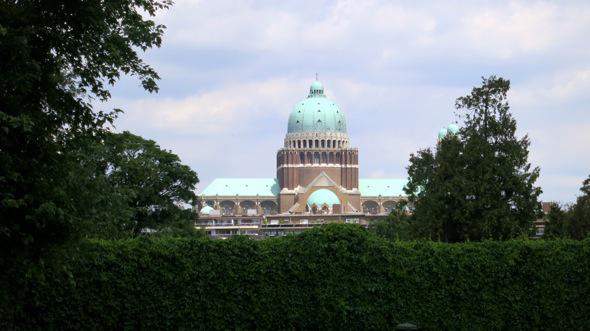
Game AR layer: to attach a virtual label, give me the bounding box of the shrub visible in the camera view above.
[2,224,589,330]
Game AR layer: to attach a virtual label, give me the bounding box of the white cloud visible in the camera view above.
[107,0,590,202]
[157,0,590,62]
[511,68,590,107]
[114,78,306,135]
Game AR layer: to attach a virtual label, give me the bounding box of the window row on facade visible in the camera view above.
[279,151,358,165]
[203,199,398,216]
[286,138,348,149]
[205,200,279,216]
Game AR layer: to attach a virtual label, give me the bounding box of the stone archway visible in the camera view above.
[362,200,379,215]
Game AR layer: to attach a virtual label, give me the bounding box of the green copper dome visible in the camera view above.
[287,81,347,133]
[438,127,448,140]
[447,123,459,134]
[306,189,340,207]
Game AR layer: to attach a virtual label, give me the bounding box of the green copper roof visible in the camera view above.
[287,81,347,134]
[307,189,340,206]
[200,178,408,198]
[358,179,407,197]
[200,178,280,197]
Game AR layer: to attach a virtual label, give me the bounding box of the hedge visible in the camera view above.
[1,224,590,330]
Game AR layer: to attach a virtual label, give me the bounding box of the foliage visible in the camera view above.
[545,175,590,239]
[0,0,171,253]
[368,200,413,240]
[405,76,542,241]
[1,224,589,330]
[569,175,590,239]
[544,203,571,239]
[78,131,199,239]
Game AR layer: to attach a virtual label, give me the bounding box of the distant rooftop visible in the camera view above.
[358,178,407,197]
[200,178,280,197]
[200,177,407,197]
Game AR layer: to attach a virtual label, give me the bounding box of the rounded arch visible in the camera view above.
[300,152,306,164]
[260,200,278,215]
[313,152,320,164]
[219,200,236,216]
[321,152,327,164]
[239,200,256,214]
[383,201,397,214]
[205,200,215,208]
[329,152,334,163]
[362,200,379,215]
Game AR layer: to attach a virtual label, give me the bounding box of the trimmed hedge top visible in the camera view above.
[2,225,590,330]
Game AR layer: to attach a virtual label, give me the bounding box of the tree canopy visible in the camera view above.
[79,131,199,239]
[405,76,542,241]
[545,174,590,239]
[0,0,172,253]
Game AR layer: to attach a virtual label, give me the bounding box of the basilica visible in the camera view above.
[196,80,408,237]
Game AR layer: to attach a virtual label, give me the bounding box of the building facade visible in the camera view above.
[196,80,407,238]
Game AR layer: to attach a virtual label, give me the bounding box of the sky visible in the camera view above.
[104,0,590,203]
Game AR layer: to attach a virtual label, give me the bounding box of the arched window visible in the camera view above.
[329,152,334,163]
[260,201,278,215]
[315,139,319,148]
[303,140,307,148]
[307,152,312,164]
[336,152,341,163]
[313,152,320,164]
[383,201,397,214]
[220,201,236,216]
[297,140,301,148]
[239,201,256,215]
[321,140,325,148]
[309,139,313,148]
[362,201,379,215]
[327,140,331,148]
[321,152,327,164]
[300,152,305,164]
[333,140,336,148]
[337,141,341,148]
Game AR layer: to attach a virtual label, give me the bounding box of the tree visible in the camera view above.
[369,200,412,240]
[405,132,466,241]
[405,76,542,241]
[79,131,199,238]
[568,175,590,239]
[543,203,570,239]
[0,0,171,253]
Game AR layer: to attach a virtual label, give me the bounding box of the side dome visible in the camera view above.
[200,205,214,214]
[447,123,459,135]
[306,189,340,207]
[287,80,347,133]
[438,127,448,140]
